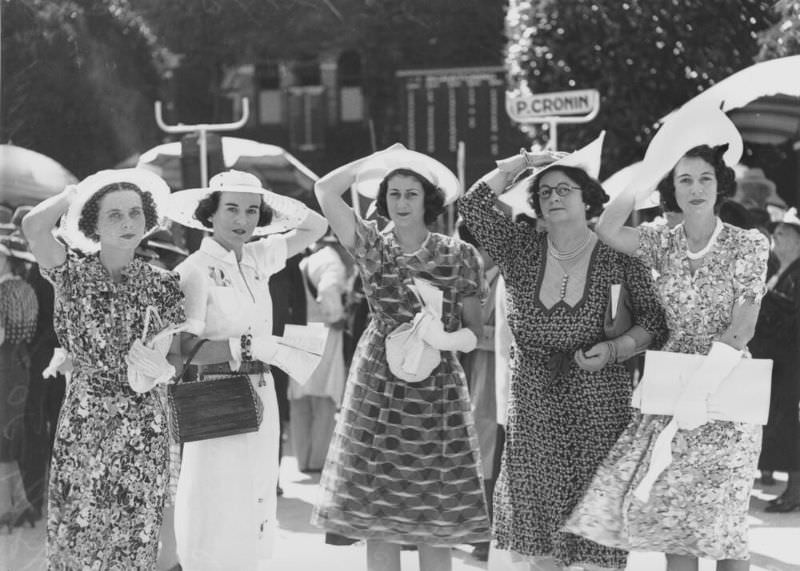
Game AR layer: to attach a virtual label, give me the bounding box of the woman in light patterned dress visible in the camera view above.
[22,169,185,569]
[565,107,769,571]
[312,144,490,571]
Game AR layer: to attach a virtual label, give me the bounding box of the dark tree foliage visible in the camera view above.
[757,0,800,59]
[1,0,168,178]
[505,0,777,177]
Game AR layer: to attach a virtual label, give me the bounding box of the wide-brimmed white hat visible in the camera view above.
[353,143,461,206]
[626,103,743,202]
[59,168,171,254]
[164,170,309,235]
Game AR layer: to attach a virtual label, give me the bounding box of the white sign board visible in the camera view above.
[506,89,600,122]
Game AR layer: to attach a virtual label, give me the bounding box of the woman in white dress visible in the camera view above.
[166,170,327,570]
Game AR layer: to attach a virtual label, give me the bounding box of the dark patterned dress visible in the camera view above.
[42,251,185,570]
[564,222,769,560]
[311,216,492,546]
[458,182,668,569]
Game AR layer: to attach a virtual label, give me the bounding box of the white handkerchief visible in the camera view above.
[281,323,329,356]
[412,278,443,319]
[610,284,621,320]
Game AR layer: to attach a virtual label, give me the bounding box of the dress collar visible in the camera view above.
[199,237,257,270]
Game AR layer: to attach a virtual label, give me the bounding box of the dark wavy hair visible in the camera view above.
[193,190,274,228]
[657,144,736,214]
[78,182,159,241]
[375,168,446,226]
[527,166,609,219]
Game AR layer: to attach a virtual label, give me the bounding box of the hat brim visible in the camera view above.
[58,168,172,254]
[353,146,461,206]
[164,187,309,236]
[0,242,36,263]
[534,131,605,181]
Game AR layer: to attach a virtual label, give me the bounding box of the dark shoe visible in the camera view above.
[13,507,39,528]
[764,498,800,513]
[472,543,490,562]
[760,474,777,485]
[276,484,284,497]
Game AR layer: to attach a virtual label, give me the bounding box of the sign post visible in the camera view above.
[505,89,600,150]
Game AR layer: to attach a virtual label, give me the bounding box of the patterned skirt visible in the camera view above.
[564,412,761,560]
[311,336,490,546]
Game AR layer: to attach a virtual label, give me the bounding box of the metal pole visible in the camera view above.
[548,119,558,151]
[154,98,251,187]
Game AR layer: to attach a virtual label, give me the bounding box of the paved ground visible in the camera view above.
[2,458,799,571]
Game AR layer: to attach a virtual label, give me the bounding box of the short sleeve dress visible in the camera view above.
[564,221,769,561]
[311,215,492,546]
[42,251,185,568]
[458,182,668,569]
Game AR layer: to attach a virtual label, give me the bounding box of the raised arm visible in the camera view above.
[595,185,641,256]
[21,185,76,268]
[284,208,328,259]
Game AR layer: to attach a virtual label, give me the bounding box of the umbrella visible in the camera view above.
[0,144,78,208]
[136,137,319,207]
[661,55,800,145]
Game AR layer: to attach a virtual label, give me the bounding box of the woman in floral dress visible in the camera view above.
[565,107,769,571]
[459,134,667,571]
[312,144,490,571]
[23,169,184,569]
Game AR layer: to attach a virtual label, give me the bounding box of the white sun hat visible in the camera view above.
[353,143,461,206]
[164,169,309,235]
[59,168,171,254]
[626,103,743,204]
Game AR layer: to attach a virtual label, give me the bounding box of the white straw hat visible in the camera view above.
[59,168,171,254]
[353,143,461,206]
[164,170,309,235]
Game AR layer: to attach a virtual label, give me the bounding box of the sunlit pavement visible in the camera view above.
[2,462,798,571]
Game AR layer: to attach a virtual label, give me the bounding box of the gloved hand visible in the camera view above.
[417,312,478,353]
[126,339,175,393]
[251,335,282,363]
[574,342,613,372]
[43,348,73,378]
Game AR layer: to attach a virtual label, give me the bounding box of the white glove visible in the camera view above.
[417,313,478,353]
[674,341,742,430]
[43,348,73,378]
[251,335,282,363]
[126,339,175,393]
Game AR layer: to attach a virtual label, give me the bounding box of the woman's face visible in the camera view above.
[537,170,585,223]
[385,174,426,228]
[96,190,147,250]
[673,156,717,216]
[210,191,262,250]
[772,223,800,259]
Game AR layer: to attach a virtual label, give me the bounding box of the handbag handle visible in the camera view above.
[172,339,208,385]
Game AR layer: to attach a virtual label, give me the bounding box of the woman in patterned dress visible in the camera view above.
[311,144,491,571]
[458,134,668,571]
[165,170,328,571]
[564,107,769,571]
[0,234,39,532]
[22,169,185,569]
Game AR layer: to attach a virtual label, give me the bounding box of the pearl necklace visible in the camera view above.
[684,218,723,260]
[547,230,593,261]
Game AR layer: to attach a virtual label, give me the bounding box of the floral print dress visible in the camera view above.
[42,251,185,570]
[564,221,769,560]
[458,183,668,569]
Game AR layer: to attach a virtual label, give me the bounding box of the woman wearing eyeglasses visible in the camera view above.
[458,134,668,571]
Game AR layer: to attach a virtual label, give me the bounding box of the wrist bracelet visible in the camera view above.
[520,148,533,168]
[240,333,253,361]
[605,341,618,366]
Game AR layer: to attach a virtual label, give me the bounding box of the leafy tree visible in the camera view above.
[1,0,168,178]
[505,0,776,176]
[757,0,800,59]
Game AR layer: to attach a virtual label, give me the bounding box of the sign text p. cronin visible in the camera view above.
[506,89,600,122]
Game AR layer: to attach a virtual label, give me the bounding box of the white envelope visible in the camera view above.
[634,350,772,425]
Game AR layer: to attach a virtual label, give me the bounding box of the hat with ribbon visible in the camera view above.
[165,169,309,236]
[353,143,461,206]
[626,103,743,203]
[0,232,36,263]
[59,168,172,254]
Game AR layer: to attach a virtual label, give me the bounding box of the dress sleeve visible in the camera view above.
[251,234,288,277]
[634,223,668,272]
[39,249,78,295]
[343,214,383,276]
[176,259,209,336]
[622,253,669,350]
[458,181,521,271]
[457,241,487,302]
[732,229,769,306]
[159,271,187,329]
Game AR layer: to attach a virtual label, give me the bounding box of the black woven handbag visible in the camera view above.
[167,340,264,443]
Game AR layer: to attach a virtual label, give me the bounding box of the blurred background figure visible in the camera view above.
[733,166,787,222]
[289,234,348,473]
[749,208,800,512]
[456,221,500,563]
[0,232,39,532]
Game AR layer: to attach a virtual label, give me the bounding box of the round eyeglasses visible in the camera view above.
[537,183,581,200]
